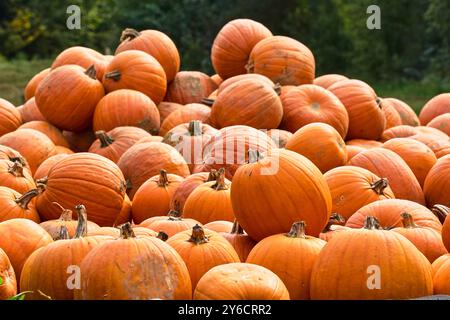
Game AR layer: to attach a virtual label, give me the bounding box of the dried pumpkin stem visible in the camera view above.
[120,28,141,42]
[431,204,449,224]
[157,231,169,241]
[322,213,346,233]
[201,98,215,106]
[248,149,263,163]
[119,222,136,239]
[287,221,307,238]
[104,70,121,81]
[74,204,88,238]
[15,188,41,209]
[167,202,182,220]
[363,216,381,230]
[230,220,244,235]
[189,224,209,245]
[9,156,27,167]
[211,168,227,190]
[206,169,219,182]
[273,83,282,96]
[188,120,202,136]
[95,130,114,148]
[370,178,389,195]
[158,169,169,187]
[84,65,97,79]
[58,225,70,240]
[376,97,383,109]
[7,161,24,177]
[245,61,254,73]
[400,212,417,229]
[52,202,73,221]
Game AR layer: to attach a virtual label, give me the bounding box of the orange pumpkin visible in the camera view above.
[62,129,96,152]
[117,141,190,199]
[427,113,450,136]
[383,98,420,126]
[231,149,332,241]
[19,121,70,148]
[0,248,16,299]
[159,103,211,136]
[266,129,292,148]
[216,74,275,96]
[93,89,160,134]
[381,125,418,141]
[0,98,22,137]
[433,258,450,295]
[0,145,29,170]
[346,139,383,149]
[313,74,348,89]
[0,187,41,223]
[381,98,403,129]
[166,71,218,104]
[34,154,70,181]
[412,135,450,159]
[419,93,450,125]
[280,84,349,138]
[24,68,51,101]
[324,166,395,220]
[17,97,46,123]
[220,220,256,262]
[88,126,151,163]
[248,36,315,85]
[203,220,234,233]
[431,253,450,277]
[424,155,450,208]
[285,123,347,173]
[328,79,385,140]
[103,50,167,105]
[157,102,183,125]
[348,148,425,205]
[0,160,36,194]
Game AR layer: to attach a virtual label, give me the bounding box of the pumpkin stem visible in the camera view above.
[431,204,449,224]
[376,97,383,109]
[168,201,182,220]
[211,168,227,190]
[84,65,97,79]
[273,83,282,96]
[125,179,133,191]
[95,130,114,148]
[7,161,24,177]
[188,224,209,245]
[157,231,169,241]
[157,169,169,187]
[14,188,41,209]
[206,169,219,182]
[74,205,88,238]
[322,213,346,232]
[52,202,73,221]
[370,178,389,195]
[248,149,264,163]
[58,225,70,240]
[230,220,244,235]
[245,60,254,73]
[400,212,417,229]
[9,156,27,167]
[286,221,307,238]
[363,216,382,230]
[119,28,141,42]
[188,120,202,136]
[201,98,215,107]
[119,222,136,239]
[104,70,121,81]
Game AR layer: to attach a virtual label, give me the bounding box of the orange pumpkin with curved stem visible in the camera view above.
[157,102,183,124]
[220,220,256,262]
[392,212,447,263]
[319,213,350,242]
[166,71,218,104]
[159,103,211,136]
[117,141,190,199]
[324,166,395,220]
[424,155,450,209]
[194,263,290,300]
[311,216,433,299]
[419,93,450,125]
[19,121,70,148]
[0,187,41,223]
[285,123,347,173]
[0,98,22,137]
[247,221,325,300]
[427,113,450,136]
[115,28,180,82]
[248,35,315,85]
[93,89,160,134]
[348,148,425,205]
[167,224,240,290]
[88,126,151,163]
[131,170,183,224]
[103,50,167,105]
[0,160,36,194]
[76,223,192,300]
[328,79,385,140]
[280,84,349,138]
[313,74,348,89]
[383,98,420,126]
[17,97,46,123]
[0,218,53,281]
[231,149,332,241]
[345,199,442,232]
[0,248,16,300]
[36,65,104,132]
[24,68,51,101]
[204,220,233,233]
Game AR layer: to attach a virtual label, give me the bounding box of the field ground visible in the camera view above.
[0,59,447,112]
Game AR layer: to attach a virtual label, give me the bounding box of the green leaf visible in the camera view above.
[0,275,3,285]
[8,291,33,300]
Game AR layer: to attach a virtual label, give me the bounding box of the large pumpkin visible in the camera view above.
[231,149,332,241]
[419,93,450,125]
[117,141,190,199]
[24,68,51,101]
[310,216,433,299]
[194,263,289,300]
[211,19,272,79]
[0,159,36,194]
[280,84,349,138]
[159,103,211,136]
[285,123,347,173]
[19,121,70,148]
[0,98,22,137]
[103,50,167,105]
[166,71,218,104]
[313,74,348,89]
[0,248,16,300]
[17,97,46,123]
[424,155,450,208]
[247,36,315,86]
[324,166,395,220]
[75,223,192,300]
[0,187,41,223]
[33,154,70,181]
[383,98,420,126]
[348,148,425,205]
[36,153,127,226]
[328,79,385,140]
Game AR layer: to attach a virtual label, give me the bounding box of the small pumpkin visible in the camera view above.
[0,160,36,194]
[424,155,450,208]
[0,248,17,300]
[419,93,450,125]
[166,71,218,104]
[0,187,41,223]
[17,97,46,123]
[220,220,256,262]
[383,98,420,126]
[24,68,51,101]
[159,103,211,136]
[313,74,348,89]
[0,98,22,137]
[19,121,70,148]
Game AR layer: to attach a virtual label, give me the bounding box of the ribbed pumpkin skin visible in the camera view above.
[0,98,22,137]
[115,29,180,82]
[35,65,104,132]
[381,125,418,141]
[51,46,107,80]
[88,127,151,163]
[76,235,192,300]
[384,98,420,126]
[324,166,395,220]
[231,149,332,241]
[204,220,233,233]
[280,85,349,138]
[159,103,211,136]
[345,199,442,232]
[433,259,450,295]
[382,138,437,187]
[285,123,347,173]
[194,263,290,300]
[211,19,272,79]
[0,160,36,194]
[381,98,403,129]
[348,148,425,205]
[157,102,183,124]
[93,89,160,134]
[328,79,385,140]
[210,78,283,129]
[0,248,17,300]
[310,226,433,300]
[248,36,315,86]
[140,215,200,238]
[427,113,450,136]
[313,74,348,89]
[0,219,53,281]
[117,142,190,199]
[18,97,46,123]
[424,155,450,208]
[419,93,450,125]
[24,68,51,101]
[34,154,69,181]
[36,153,127,226]
[19,121,69,148]
[217,74,274,95]
[0,187,40,223]
[102,50,167,105]
[170,172,211,213]
[0,128,55,174]
[166,71,218,104]
[167,227,240,290]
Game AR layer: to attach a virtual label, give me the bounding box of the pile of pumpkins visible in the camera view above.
[1,18,450,300]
